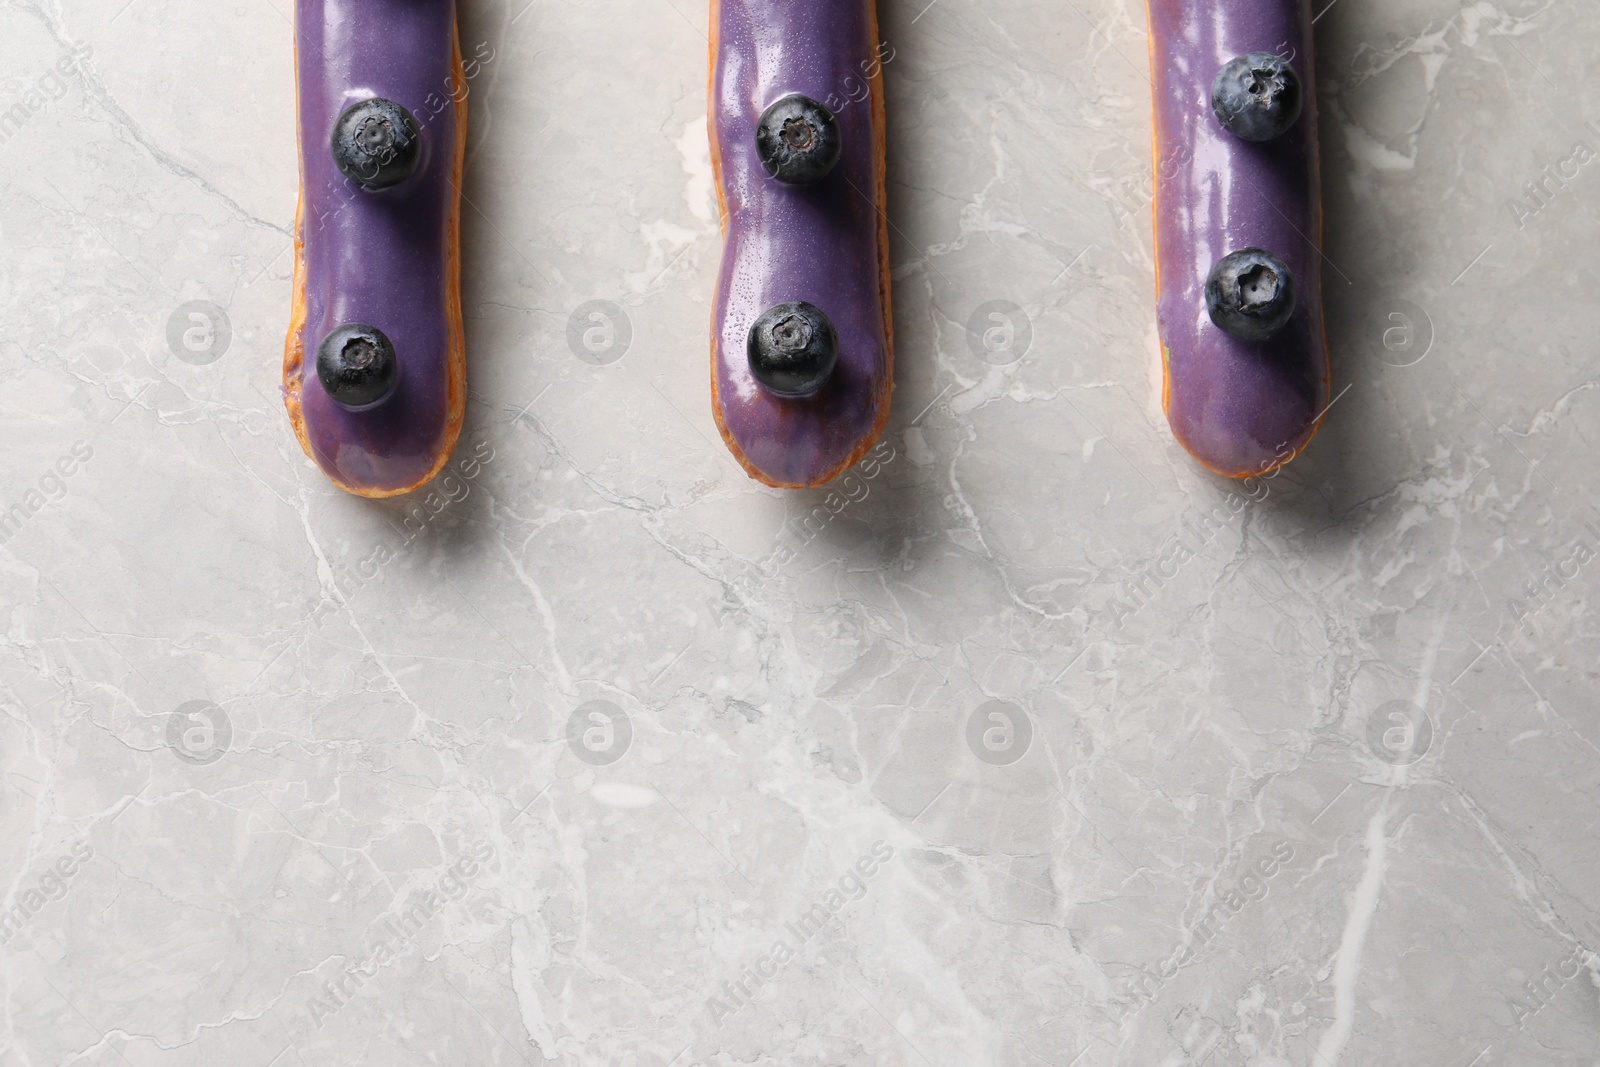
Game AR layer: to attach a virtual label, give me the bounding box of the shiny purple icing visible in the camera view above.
[711,0,891,488]
[290,0,460,495]
[1148,0,1330,477]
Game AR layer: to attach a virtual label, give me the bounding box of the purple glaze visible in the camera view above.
[288,0,462,496]
[1148,0,1330,477]
[711,0,891,488]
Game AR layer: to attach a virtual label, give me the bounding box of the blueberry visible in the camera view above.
[330,98,421,190]
[747,302,837,397]
[316,323,399,408]
[1211,53,1302,142]
[755,95,841,185]
[1205,248,1296,341]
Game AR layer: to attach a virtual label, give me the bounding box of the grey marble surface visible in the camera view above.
[2,0,1598,1064]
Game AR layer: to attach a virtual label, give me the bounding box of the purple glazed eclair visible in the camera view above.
[1147,0,1331,478]
[709,0,893,489]
[284,0,466,498]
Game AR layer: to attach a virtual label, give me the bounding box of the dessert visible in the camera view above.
[708,0,894,488]
[283,0,467,497]
[1147,0,1331,477]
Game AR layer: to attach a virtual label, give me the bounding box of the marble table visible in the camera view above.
[1,0,1596,1063]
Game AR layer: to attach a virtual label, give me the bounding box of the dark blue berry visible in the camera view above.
[756,95,841,185]
[747,302,837,397]
[1211,53,1302,142]
[331,98,421,190]
[317,323,398,408]
[1205,249,1296,342]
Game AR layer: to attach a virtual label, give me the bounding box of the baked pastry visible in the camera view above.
[1147,0,1330,477]
[708,0,894,488]
[283,0,467,497]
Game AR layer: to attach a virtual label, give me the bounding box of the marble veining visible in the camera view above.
[1,0,1597,1064]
